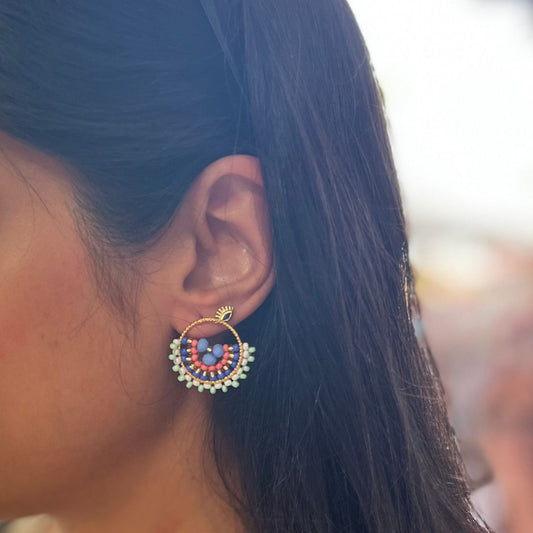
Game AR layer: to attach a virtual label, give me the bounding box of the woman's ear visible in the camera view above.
[144,154,274,336]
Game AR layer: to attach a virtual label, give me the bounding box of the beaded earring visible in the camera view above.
[168,306,256,394]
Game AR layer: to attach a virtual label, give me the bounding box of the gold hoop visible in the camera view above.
[168,306,256,394]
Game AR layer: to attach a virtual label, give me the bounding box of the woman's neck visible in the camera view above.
[44,394,244,533]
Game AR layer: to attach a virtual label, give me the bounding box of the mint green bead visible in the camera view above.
[232,381,240,388]
[186,381,193,388]
[169,353,176,360]
[243,365,250,372]
[172,365,179,372]
[210,387,216,395]
[177,375,185,382]
[249,346,256,353]
[170,343,177,350]
[198,385,204,392]
[222,385,228,392]
[239,373,247,379]
[248,356,255,362]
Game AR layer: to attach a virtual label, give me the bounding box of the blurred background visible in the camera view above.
[350,0,533,531]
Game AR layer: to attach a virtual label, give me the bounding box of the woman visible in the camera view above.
[0,1,487,532]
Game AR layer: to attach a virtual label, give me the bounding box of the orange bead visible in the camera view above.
[192,339,198,347]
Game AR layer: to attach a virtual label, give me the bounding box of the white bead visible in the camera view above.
[215,383,222,389]
[193,380,199,387]
[224,380,232,386]
[243,342,249,350]
[185,375,192,382]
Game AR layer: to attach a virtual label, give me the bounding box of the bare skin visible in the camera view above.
[0,132,274,533]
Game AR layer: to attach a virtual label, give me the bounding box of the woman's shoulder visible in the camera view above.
[2,516,55,533]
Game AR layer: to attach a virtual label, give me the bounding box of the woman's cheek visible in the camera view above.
[0,211,122,513]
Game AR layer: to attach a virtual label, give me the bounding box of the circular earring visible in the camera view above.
[168,306,256,394]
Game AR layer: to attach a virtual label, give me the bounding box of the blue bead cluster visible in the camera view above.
[180,337,240,382]
[170,331,256,393]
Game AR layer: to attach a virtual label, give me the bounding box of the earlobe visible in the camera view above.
[151,154,274,334]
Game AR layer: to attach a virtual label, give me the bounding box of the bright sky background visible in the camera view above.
[349,0,533,245]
